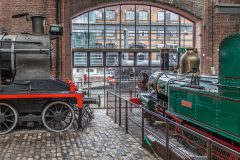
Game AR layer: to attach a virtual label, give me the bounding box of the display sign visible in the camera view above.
[49,24,63,36]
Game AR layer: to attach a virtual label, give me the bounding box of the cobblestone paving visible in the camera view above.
[0,110,156,160]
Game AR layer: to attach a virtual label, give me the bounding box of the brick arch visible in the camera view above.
[71,0,203,22]
[60,0,203,80]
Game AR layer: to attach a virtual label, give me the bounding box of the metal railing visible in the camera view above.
[106,91,240,160]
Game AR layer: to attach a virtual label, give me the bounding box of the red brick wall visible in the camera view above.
[203,0,240,75]
[0,0,57,77]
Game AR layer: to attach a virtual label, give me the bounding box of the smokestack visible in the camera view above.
[31,16,46,34]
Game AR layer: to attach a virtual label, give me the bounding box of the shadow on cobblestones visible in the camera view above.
[0,110,156,160]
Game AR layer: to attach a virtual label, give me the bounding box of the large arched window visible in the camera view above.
[72,4,195,49]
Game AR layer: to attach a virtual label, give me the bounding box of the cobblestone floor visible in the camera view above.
[0,110,157,160]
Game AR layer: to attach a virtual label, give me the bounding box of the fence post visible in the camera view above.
[119,97,121,127]
[142,108,145,146]
[207,139,212,160]
[114,94,117,123]
[106,91,109,115]
[165,122,170,160]
[130,90,133,113]
[125,100,128,133]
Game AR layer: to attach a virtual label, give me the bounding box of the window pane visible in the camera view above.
[157,11,164,22]
[169,49,178,71]
[106,10,116,21]
[122,5,135,23]
[88,67,105,87]
[106,52,119,66]
[90,52,103,66]
[72,13,88,48]
[137,52,149,66]
[72,68,86,87]
[72,13,88,24]
[136,5,150,48]
[74,52,87,67]
[89,29,104,48]
[151,28,164,49]
[72,31,88,48]
[166,11,179,24]
[166,12,180,48]
[136,5,149,24]
[151,52,161,66]
[89,9,104,24]
[105,6,120,48]
[180,17,194,48]
[126,10,135,21]
[122,53,134,66]
[151,7,164,24]
[139,11,148,21]
[151,7,165,49]
[121,5,135,48]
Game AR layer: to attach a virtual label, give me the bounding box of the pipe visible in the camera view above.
[0,33,7,90]
[0,40,41,45]
[56,0,60,79]
[31,16,46,34]
[0,49,50,53]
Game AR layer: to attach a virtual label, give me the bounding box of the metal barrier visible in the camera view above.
[106,91,240,160]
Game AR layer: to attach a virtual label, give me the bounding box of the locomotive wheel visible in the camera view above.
[42,101,75,132]
[0,103,18,134]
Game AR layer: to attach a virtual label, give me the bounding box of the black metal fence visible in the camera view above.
[106,91,240,160]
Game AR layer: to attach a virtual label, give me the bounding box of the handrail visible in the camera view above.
[106,90,240,159]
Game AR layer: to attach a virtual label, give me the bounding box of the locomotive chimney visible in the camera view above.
[31,16,46,34]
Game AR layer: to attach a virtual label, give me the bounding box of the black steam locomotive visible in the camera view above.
[0,14,97,134]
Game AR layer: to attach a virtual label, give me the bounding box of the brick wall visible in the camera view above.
[0,0,57,77]
[203,0,240,75]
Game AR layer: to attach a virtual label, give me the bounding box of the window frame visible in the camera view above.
[105,10,116,21]
[138,10,148,21]
[125,10,135,21]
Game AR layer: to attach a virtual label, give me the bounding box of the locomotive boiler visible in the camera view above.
[0,15,97,134]
[133,33,240,152]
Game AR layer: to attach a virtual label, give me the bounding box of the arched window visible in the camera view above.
[72,4,195,49]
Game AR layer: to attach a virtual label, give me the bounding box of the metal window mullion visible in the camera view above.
[104,8,106,48]
[179,15,181,47]
[149,52,151,67]
[134,52,137,97]
[104,61,106,108]
[88,12,90,48]
[87,51,90,97]
[135,5,137,48]
[164,10,166,48]
[149,6,152,49]
[103,52,106,67]
[134,52,137,66]
[120,5,122,49]
[119,52,122,96]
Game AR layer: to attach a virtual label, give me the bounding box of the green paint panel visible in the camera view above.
[195,94,217,127]
[219,32,240,86]
[217,99,240,138]
[168,86,240,143]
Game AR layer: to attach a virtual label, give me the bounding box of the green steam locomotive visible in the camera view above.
[133,32,240,152]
